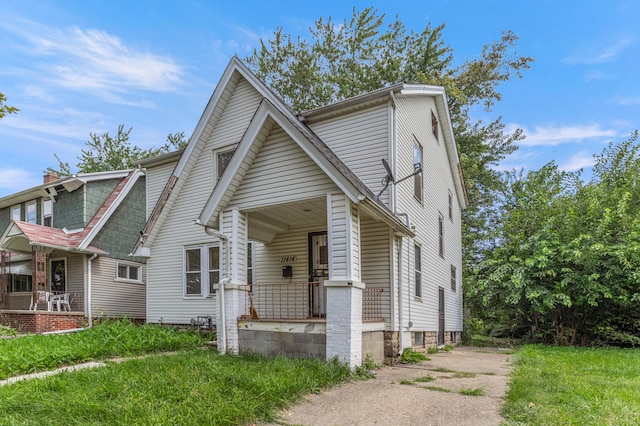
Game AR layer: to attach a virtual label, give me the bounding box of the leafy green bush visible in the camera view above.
[401,348,430,363]
[0,324,16,337]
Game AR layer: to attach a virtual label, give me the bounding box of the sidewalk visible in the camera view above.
[264,346,513,426]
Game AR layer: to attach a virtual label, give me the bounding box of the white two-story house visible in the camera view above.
[134,57,467,367]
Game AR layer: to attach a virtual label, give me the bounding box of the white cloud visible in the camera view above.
[519,124,616,147]
[564,37,632,64]
[559,151,595,172]
[0,168,42,192]
[3,19,183,102]
[612,95,640,106]
[584,71,609,81]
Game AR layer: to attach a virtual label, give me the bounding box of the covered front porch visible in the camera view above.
[207,191,410,367]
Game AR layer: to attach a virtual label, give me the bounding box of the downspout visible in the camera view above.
[195,219,230,354]
[395,212,413,355]
[87,253,98,327]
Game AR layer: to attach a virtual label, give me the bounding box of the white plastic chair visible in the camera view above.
[30,291,52,311]
[52,292,71,311]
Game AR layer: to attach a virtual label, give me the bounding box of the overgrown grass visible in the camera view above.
[504,345,640,425]
[0,319,208,380]
[0,350,352,425]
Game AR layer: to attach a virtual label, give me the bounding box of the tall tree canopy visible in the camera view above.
[0,92,19,120]
[48,125,187,176]
[246,6,533,296]
[471,132,640,346]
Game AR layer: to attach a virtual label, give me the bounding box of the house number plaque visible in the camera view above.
[280,256,297,263]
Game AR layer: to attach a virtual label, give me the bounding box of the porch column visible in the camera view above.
[326,193,363,368]
[216,208,248,354]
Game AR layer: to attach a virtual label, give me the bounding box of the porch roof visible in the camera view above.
[0,221,105,255]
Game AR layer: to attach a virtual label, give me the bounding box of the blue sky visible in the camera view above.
[0,0,638,197]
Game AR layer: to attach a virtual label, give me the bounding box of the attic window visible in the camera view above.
[431,110,439,141]
[215,147,236,182]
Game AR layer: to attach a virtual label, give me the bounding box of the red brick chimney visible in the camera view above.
[43,171,60,184]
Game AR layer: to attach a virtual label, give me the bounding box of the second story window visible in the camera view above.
[26,201,37,224]
[414,142,423,202]
[43,199,53,227]
[11,205,20,222]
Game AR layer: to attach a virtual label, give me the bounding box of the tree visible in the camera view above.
[48,125,188,175]
[0,92,19,120]
[472,132,640,346]
[246,7,533,313]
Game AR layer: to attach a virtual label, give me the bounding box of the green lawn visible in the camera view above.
[0,319,208,380]
[0,350,352,425]
[0,320,353,425]
[504,345,640,425]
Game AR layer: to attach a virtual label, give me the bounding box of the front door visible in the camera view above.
[308,232,328,317]
[438,287,445,345]
[50,258,66,293]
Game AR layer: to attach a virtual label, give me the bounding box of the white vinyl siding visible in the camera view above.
[360,219,392,328]
[90,256,146,319]
[308,103,389,201]
[146,76,262,324]
[146,161,177,220]
[230,126,338,210]
[395,95,463,332]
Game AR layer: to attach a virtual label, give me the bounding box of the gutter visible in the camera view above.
[195,219,230,354]
[87,253,98,327]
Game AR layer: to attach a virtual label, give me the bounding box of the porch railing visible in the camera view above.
[241,282,384,322]
[362,287,384,321]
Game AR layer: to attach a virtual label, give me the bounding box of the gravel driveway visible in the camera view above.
[262,346,513,426]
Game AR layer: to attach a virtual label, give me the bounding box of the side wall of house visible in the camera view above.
[146,76,263,324]
[307,102,391,205]
[146,162,177,220]
[395,95,464,336]
[90,256,146,319]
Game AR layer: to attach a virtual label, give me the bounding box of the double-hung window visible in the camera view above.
[413,142,423,202]
[414,244,422,298]
[11,205,20,221]
[451,265,457,292]
[208,246,220,293]
[43,199,53,227]
[185,244,220,297]
[26,201,36,224]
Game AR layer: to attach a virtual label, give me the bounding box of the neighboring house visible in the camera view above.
[0,169,147,332]
[134,57,467,367]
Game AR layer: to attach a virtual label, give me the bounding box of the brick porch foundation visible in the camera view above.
[0,311,86,333]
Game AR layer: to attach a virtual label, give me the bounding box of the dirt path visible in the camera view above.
[264,346,513,426]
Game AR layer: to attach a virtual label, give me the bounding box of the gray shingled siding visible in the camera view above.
[86,179,120,223]
[54,187,86,229]
[0,207,10,232]
[92,178,146,261]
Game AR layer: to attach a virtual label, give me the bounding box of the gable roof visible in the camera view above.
[134,57,415,255]
[0,169,143,255]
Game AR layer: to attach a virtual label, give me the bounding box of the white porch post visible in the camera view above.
[326,193,363,368]
[216,208,248,354]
